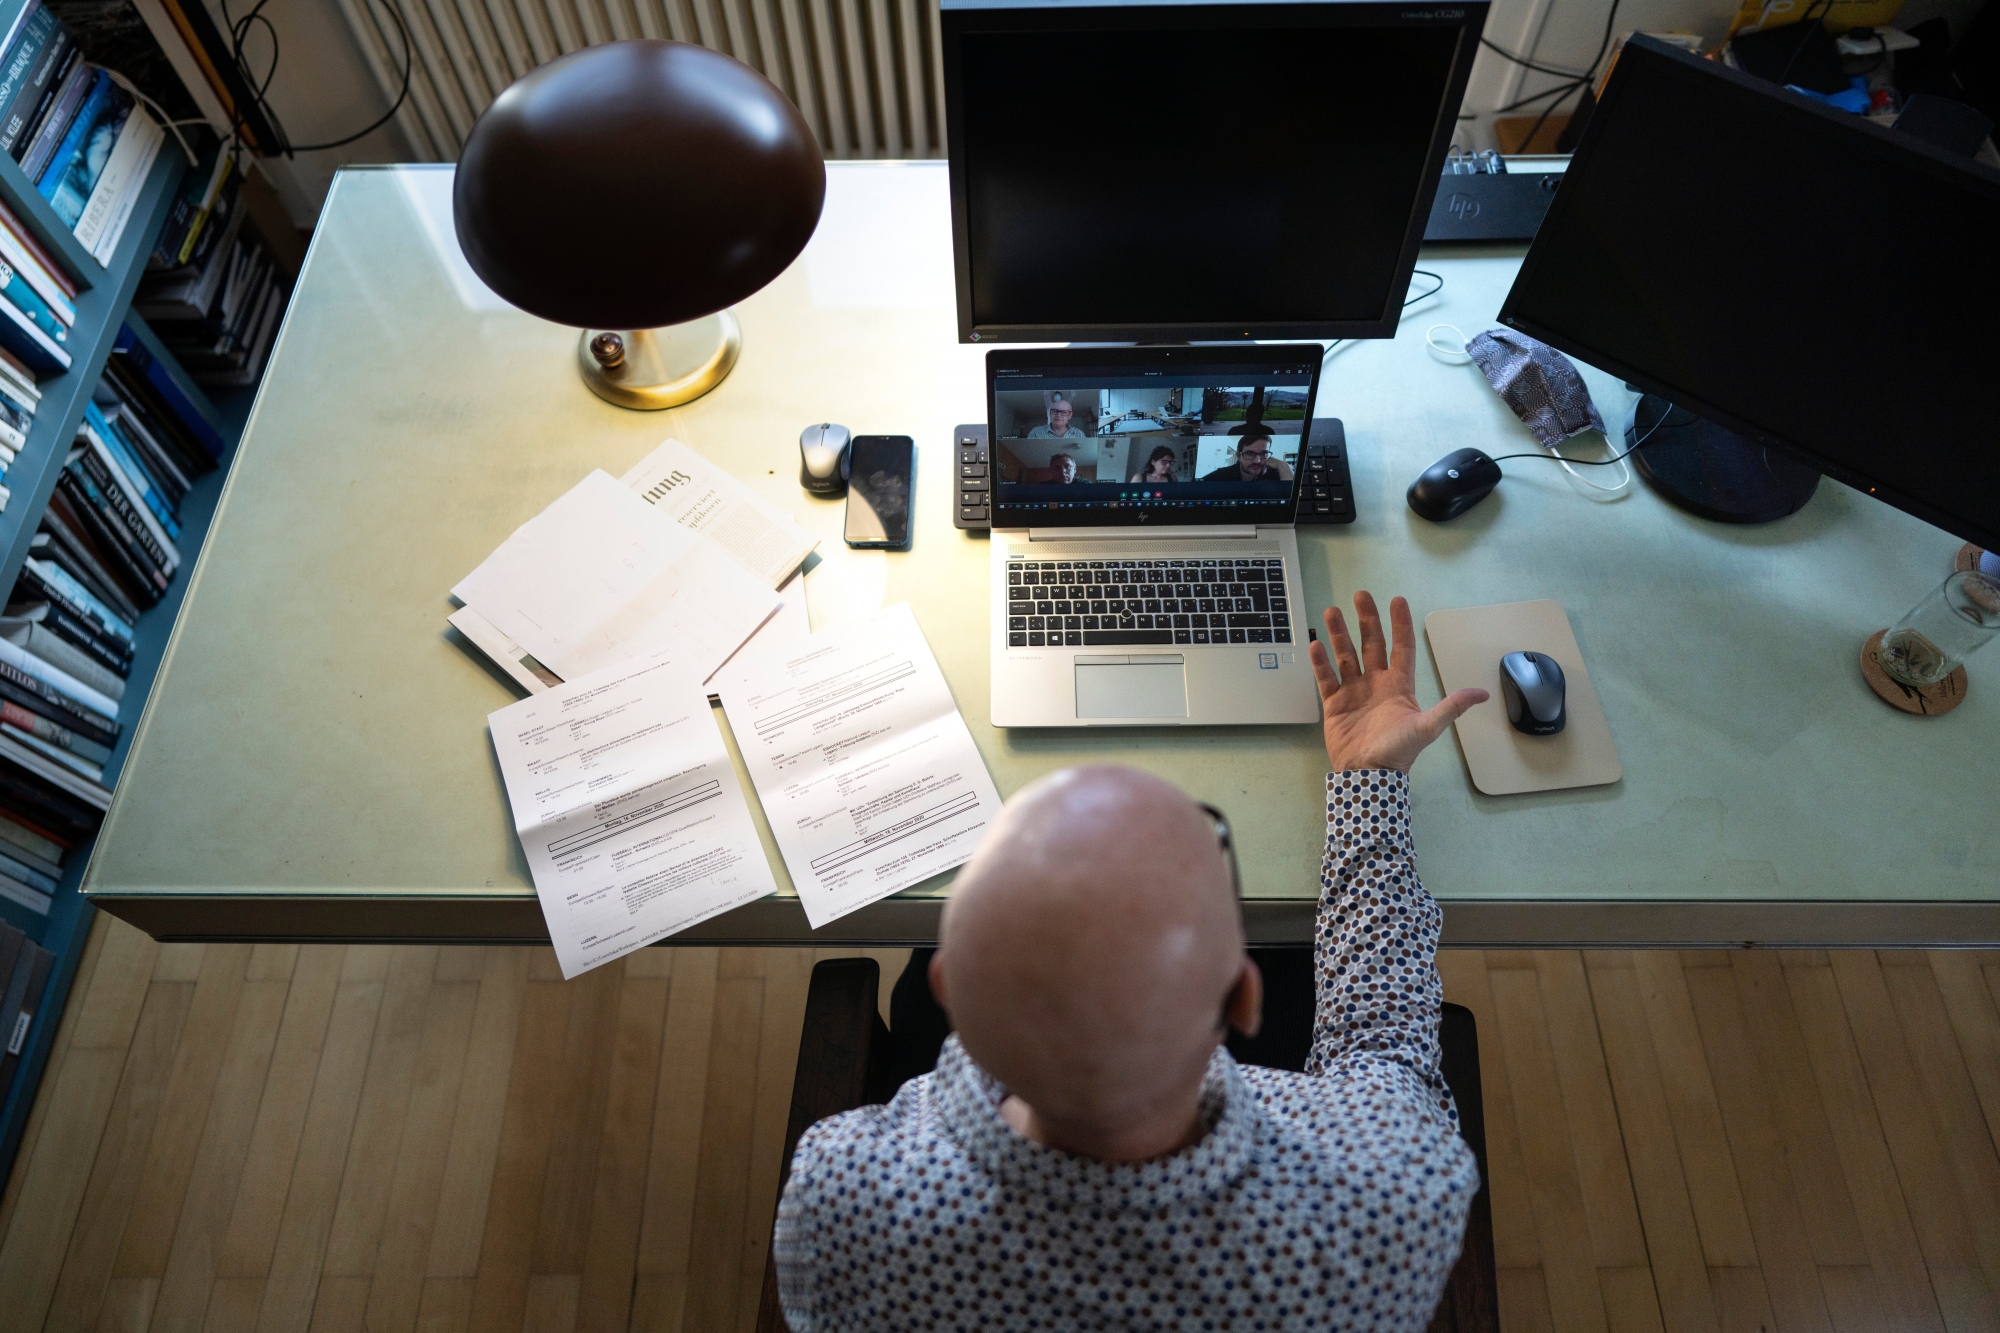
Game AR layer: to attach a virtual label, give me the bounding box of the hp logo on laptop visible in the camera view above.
[1445,192,1481,219]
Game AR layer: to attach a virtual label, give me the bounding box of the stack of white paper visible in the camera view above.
[714,603,1004,928]
[621,439,819,589]
[489,653,778,978]
[454,470,780,685]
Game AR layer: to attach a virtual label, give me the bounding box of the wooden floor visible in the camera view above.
[2,922,1997,1333]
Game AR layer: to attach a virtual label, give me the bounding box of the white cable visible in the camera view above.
[1543,436,1632,494]
[1426,324,1473,363]
[105,69,201,166]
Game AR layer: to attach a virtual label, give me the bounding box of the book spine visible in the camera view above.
[0,17,64,152]
[33,519,137,625]
[0,806,63,864]
[0,0,39,72]
[0,5,51,130]
[111,326,224,459]
[0,872,50,917]
[75,100,149,249]
[0,291,66,373]
[91,115,162,264]
[22,557,133,644]
[0,836,57,891]
[0,790,81,849]
[8,39,76,166]
[0,624,117,718]
[2,718,101,781]
[0,731,112,809]
[58,466,166,599]
[36,66,105,196]
[81,429,178,561]
[0,256,63,341]
[0,673,117,748]
[41,492,150,617]
[0,756,102,832]
[87,411,179,539]
[16,49,84,182]
[42,604,131,675]
[0,699,107,769]
[15,623,123,699]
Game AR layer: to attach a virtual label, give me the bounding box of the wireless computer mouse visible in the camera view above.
[799,423,852,494]
[1499,650,1566,736]
[1407,448,1503,521]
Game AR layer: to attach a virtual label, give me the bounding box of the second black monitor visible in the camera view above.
[941,0,1488,343]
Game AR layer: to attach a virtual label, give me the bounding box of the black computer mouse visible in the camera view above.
[1407,448,1503,521]
[1499,650,1566,735]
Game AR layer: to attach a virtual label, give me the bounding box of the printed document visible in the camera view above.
[621,439,819,588]
[714,602,1001,928]
[454,470,780,684]
[489,654,778,978]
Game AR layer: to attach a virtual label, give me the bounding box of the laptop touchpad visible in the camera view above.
[1075,658,1188,719]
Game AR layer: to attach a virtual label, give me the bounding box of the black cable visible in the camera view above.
[217,0,415,155]
[1479,38,1588,79]
[1322,270,1447,359]
[1512,0,1622,153]
[1775,0,1836,88]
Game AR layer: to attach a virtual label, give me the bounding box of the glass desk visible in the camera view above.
[82,164,1997,946]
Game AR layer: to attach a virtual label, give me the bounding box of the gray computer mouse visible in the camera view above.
[799,423,852,494]
[1499,650,1566,735]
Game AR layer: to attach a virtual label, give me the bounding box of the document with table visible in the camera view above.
[488,653,778,978]
[715,602,1003,928]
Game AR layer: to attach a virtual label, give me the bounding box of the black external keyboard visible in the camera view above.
[1294,418,1355,524]
[954,423,990,529]
[1004,556,1290,648]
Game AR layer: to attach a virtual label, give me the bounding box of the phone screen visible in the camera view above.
[844,436,914,546]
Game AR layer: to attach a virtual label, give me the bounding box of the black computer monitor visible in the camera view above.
[940,0,1489,344]
[1498,36,2000,548]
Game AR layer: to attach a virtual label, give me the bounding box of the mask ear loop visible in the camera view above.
[1426,324,1473,363]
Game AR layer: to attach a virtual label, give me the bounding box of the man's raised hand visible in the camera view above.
[1308,592,1488,774]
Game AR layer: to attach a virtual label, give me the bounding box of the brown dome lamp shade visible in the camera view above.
[454,41,826,409]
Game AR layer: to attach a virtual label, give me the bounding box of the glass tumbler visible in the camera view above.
[1876,571,2000,686]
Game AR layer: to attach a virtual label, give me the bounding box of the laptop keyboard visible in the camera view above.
[1005,557,1291,648]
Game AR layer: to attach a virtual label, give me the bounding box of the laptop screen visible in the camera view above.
[987,345,1324,528]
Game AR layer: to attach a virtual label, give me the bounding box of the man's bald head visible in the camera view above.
[935,766,1255,1153]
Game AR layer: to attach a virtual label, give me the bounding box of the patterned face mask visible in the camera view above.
[1465,328,1605,448]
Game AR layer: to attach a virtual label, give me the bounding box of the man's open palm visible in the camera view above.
[1309,592,1488,774]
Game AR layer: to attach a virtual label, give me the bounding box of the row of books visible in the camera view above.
[0,325,224,900]
[137,186,289,389]
[0,922,54,1105]
[0,336,36,512]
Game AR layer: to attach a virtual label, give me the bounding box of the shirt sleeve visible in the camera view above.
[1305,769,1456,1123]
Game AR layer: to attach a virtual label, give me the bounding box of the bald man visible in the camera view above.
[775,592,1489,1331]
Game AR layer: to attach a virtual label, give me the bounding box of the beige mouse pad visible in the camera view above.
[1424,600,1621,796]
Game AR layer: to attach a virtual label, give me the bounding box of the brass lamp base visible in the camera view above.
[577,311,740,410]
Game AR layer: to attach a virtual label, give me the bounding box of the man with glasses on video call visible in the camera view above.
[775,592,1489,1332]
[1202,426,1295,482]
[1027,391,1087,439]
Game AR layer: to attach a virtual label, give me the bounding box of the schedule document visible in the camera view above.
[490,654,777,977]
[715,603,1001,928]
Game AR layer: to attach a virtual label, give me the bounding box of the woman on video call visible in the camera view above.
[1129,445,1178,484]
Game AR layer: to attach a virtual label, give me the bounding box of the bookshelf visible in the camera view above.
[0,143,244,1176]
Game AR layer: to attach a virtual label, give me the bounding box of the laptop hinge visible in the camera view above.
[1027,525,1260,542]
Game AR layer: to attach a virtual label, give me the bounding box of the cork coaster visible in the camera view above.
[1860,629,1968,716]
[1956,543,1988,573]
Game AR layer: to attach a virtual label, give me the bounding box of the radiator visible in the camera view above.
[332,0,947,161]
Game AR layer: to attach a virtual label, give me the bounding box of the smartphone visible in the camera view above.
[844,435,915,548]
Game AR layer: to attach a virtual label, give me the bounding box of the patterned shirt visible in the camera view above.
[774,770,1477,1331]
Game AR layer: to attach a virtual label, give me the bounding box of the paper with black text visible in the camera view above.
[715,602,1001,928]
[489,653,777,977]
[621,439,819,588]
[454,470,780,684]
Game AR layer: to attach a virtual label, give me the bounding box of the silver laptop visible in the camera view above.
[987,345,1325,728]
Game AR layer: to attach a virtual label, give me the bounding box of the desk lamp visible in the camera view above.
[454,41,825,409]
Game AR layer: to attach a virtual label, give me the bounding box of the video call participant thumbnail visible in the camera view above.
[1029,394,1086,439]
[1201,430,1293,483]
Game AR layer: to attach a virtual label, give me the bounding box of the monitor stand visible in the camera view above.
[1626,394,1819,524]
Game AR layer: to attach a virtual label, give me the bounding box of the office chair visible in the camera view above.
[755,957,1499,1333]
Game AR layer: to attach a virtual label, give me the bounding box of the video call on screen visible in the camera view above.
[992,369,1311,513]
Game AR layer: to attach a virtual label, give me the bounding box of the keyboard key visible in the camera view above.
[1083,630,1175,646]
[1028,616,1045,630]
[961,463,987,478]
[1008,571,1021,585]
[1064,616,1081,630]
[960,506,988,523]
[1174,630,1192,644]
[1065,631,1082,646]
[1136,614,1153,629]
[1009,632,1026,646]
[1083,615,1100,629]
[1009,616,1026,630]
[1274,629,1292,643]
[1230,629,1248,643]
[1193,629,1211,644]
[1028,632,1045,646]
[1036,601,1054,616]
[1249,629,1273,643]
